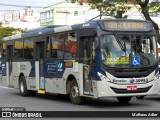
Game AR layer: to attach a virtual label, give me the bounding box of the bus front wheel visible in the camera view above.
[19,76,30,97]
[117,97,132,104]
[69,80,85,105]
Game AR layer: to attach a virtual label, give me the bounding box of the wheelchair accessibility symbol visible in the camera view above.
[132,56,140,66]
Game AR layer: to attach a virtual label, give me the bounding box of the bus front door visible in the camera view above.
[35,41,45,91]
[6,45,13,87]
[80,37,94,95]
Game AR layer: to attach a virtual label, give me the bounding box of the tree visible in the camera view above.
[0,24,25,51]
[68,0,131,18]
[136,0,160,43]
[67,0,160,43]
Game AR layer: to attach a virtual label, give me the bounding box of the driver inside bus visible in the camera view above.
[101,37,113,61]
[101,35,121,61]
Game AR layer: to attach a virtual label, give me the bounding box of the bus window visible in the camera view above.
[64,32,76,59]
[14,40,23,60]
[51,34,64,59]
[2,43,6,60]
[46,36,50,59]
[24,39,34,59]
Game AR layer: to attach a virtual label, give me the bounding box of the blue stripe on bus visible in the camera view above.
[29,61,35,77]
[40,61,44,78]
[95,51,106,81]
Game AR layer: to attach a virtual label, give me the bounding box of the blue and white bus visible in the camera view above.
[1,19,160,104]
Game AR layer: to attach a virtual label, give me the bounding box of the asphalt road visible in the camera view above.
[0,84,160,111]
[0,81,160,120]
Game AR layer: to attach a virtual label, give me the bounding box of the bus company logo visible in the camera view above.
[83,23,90,27]
[58,63,63,69]
[58,63,63,72]
[129,79,135,84]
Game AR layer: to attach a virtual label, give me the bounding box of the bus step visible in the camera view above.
[37,90,45,94]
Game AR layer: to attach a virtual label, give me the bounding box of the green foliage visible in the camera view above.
[67,0,131,18]
[149,2,160,16]
[67,0,160,42]
[67,0,160,18]
[0,26,25,51]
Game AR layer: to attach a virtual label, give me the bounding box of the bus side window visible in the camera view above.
[14,40,23,60]
[64,32,76,59]
[51,34,64,59]
[24,39,34,59]
[2,43,6,60]
[46,36,50,59]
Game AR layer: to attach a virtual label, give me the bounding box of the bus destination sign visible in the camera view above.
[103,21,152,31]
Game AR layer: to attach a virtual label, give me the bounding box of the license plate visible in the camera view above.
[127,86,137,91]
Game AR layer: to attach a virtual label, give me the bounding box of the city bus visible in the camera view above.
[1,19,160,104]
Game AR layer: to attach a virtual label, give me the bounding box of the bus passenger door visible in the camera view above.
[6,45,14,87]
[35,42,45,91]
[80,37,94,95]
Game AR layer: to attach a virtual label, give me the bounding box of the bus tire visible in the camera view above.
[69,80,85,105]
[136,96,144,100]
[19,76,30,97]
[117,97,132,104]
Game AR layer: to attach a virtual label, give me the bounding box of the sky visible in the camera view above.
[0,0,65,12]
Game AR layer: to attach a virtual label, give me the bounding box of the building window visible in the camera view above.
[41,11,53,23]
[74,11,78,16]
[40,12,46,23]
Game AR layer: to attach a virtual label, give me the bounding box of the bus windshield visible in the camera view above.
[101,34,157,68]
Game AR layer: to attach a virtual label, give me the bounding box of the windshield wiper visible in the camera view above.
[114,33,124,51]
[114,33,126,52]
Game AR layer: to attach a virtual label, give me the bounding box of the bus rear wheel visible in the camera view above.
[19,76,30,97]
[117,97,132,104]
[69,80,85,105]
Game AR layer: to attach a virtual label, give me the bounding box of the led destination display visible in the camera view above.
[101,20,152,31]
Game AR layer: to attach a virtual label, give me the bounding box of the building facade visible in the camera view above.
[40,2,100,26]
[0,7,40,30]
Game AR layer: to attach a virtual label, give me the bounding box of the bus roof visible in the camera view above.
[2,24,81,41]
[2,19,153,41]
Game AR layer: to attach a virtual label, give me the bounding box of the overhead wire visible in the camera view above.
[0,0,56,4]
[0,3,43,8]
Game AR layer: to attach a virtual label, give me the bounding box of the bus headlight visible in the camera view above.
[97,72,110,82]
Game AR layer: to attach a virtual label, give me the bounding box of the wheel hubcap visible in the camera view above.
[71,85,79,98]
[20,82,24,93]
